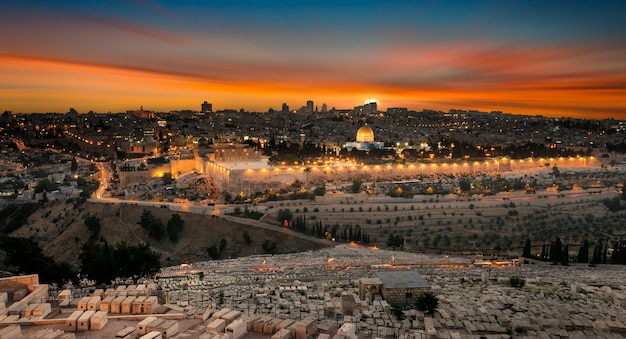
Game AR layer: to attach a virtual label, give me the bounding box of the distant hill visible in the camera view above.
[0,200,326,270]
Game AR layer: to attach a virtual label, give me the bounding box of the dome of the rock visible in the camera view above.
[356,125,374,143]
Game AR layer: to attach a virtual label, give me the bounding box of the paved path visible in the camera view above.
[220,214,332,246]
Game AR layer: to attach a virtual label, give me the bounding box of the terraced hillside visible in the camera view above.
[263,189,625,258]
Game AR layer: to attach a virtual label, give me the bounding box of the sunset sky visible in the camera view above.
[2,1,626,119]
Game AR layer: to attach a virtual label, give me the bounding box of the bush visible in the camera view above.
[509,276,525,288]
[390,304,404,320]
[262,240,277,254]
[415,292,438,316]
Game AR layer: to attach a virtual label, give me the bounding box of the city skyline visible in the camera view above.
[2,1,626,119]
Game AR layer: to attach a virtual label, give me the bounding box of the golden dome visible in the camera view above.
[356,125,374,142]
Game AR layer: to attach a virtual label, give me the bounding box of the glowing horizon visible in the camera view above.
[1,1,625,119]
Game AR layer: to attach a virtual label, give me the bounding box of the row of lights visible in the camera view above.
[236,156,594,174]
[64,131,111,148]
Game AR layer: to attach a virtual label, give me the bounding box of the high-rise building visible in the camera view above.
[354,101,377,116]
[306,100,314,113]
[282,103,289,113]
[201,101,213,113]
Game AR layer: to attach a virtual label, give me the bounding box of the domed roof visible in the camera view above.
[197,137,209,147]
[356,125,374,142]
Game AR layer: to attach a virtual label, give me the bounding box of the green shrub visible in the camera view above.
[509,276,525,288]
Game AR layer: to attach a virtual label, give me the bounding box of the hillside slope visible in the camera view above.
[1,200,326,268]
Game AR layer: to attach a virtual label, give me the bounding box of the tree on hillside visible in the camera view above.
[84,214,101,241]
[591,239,603,265]
[277,209,293,226]
[314,186,325,196]
[458,178,472,193]
[34,178,58,193]
[262,240,276,254]
[166,214,184,242]
[70,157,78,172]
[0,236,77,286]
[139,210,154,229]
[81,241,161,284]
[351,179,362,193]
[561,244,569,266]
[387,234,404,250]
[114,242,161,284]
[79,240,115,285]
[222,191,232,203]
[243,230,252,245]
[612,242,626,265]
[522,239,532,258]
[219,238,227,253]
[148,218,165,240]
[577,239,589,263]
[550,237,562,264]
[207,245,219,259]
[139,209,165,240]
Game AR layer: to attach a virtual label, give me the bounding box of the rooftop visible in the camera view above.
[375,271,430,289]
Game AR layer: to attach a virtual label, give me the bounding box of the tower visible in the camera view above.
[201,101,212,113]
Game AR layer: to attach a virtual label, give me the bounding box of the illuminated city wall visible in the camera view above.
[205,162,231,193]
[216,156,596,194]
[204,163,292,194]
[120,155,596,194]
[169,159,198,177]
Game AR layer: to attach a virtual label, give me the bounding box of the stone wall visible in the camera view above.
[170,159,198,177]
[0,274,39,293]
[381,286,431,306]
[118,170,150,189]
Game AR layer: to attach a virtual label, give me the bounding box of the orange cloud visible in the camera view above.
[1,48,625,119]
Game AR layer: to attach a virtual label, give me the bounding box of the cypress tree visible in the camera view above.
[551,237,562,264]
[522,239,532,258]
[561,244,569,266]
[612,241,621,264]
[591,240,603,265]
[577,239,589,263]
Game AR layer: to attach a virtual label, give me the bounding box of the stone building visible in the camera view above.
[359,271,430,306]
